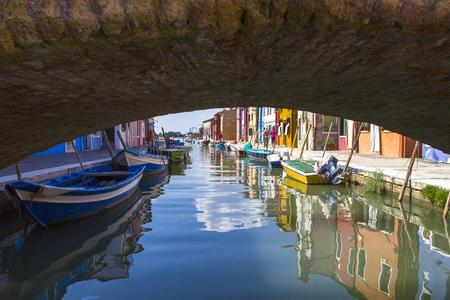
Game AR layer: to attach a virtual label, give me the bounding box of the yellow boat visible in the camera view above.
[281,176,326,194]
[281,159,327,185]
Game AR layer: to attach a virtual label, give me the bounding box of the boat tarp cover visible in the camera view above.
[285,160,316,173]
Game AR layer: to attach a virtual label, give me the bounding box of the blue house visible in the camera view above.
[34,133,102,156]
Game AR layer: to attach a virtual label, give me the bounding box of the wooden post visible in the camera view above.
[343,122,364,174]
[289,125,299,157]
[299,124,312,160]
[15,162,22,181]
[443,193,450,218]
[117,131,127,150]
[102,130,117,167]
[321,122,333,159]
[70,140,85,170]
[398,140,420,202]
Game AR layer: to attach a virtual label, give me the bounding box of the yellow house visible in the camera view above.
[278,109,298,147]
[247,107,259,143]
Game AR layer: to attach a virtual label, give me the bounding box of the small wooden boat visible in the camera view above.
[5,165,145,226]
[247,149,272,160]
[215,141,225,150]
[231,142,252,157]
[281,159,326,185]
[115,149,167,175]
[161,148,185,162]
[267,153,282,168]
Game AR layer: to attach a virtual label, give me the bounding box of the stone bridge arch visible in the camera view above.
[0,0,449,168]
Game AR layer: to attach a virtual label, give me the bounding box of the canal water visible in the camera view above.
[0,146,449,299]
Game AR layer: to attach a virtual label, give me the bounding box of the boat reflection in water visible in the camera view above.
[0,174,169,300]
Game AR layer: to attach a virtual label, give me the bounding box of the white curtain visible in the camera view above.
[370,124,380,152]
[347,120,354,148]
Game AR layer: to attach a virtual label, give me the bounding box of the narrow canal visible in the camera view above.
[0,145,449,299]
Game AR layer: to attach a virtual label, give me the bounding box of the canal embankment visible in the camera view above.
[244,144,450,206]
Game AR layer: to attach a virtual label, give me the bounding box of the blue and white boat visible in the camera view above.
[247,149,272,160]
[215,141,226,151]
[5,165,145,226]
[267,153,282,167]
[115,149,167,175]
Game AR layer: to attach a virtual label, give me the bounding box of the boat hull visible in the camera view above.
[247,149,272,160]
[161,149,185,162]
[20,185,139,226]
[267,154,282,168]
[5,166,145,226]
[115,150,166,175]
[281,162,326,185]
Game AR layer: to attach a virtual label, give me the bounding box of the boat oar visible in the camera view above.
[15,162,22,181]
[70,140,85,170]
[321,122,333,159]
[117,130,128,150]
[102,130,118,169]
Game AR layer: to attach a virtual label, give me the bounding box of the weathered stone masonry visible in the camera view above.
[0,0,449,168]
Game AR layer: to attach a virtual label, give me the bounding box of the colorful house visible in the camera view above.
[278,109,298,147]
[357,124,421,158]
[297,111,340,151]
[235,107,248,142]
[247,107,259,143]
[33,133,103,156]
[214,109,237,141]
[202,117,214,140]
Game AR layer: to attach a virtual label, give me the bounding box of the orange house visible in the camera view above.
[357,123,421,158]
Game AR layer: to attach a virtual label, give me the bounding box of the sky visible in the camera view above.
[154,108,221,133]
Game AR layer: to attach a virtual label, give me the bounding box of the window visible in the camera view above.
[347,248,356,276]
[357,249,366,279]
[323,115,337,133]
[339,118,347,136]
[379,259,392,295]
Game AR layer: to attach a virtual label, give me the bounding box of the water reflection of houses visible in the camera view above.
[275,183,450,300]
[335,202,402,300]
[417,227,450,300]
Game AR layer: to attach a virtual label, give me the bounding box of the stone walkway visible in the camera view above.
[0,150,112,190]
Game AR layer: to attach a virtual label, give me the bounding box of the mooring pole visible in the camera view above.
[290,125,299,157]
[299,124,312,160]
[321,122,333,159]
[15,162,22,181]
[443,193,450,219]
[70,140,85,170]
[398,140,420,202]
[343,122,364,174]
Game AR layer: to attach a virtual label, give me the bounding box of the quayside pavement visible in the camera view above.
[0,150,112,190]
